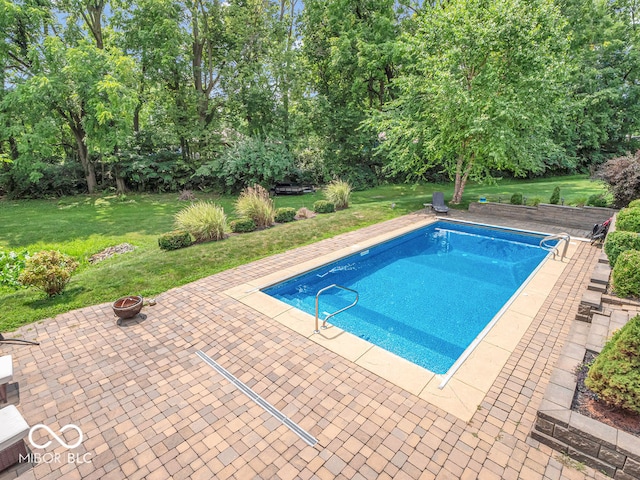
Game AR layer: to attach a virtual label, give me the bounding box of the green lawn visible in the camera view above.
[0,175,608,333]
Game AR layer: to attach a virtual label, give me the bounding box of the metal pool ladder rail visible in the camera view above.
[540,232,570,261]
[314,284,359,333]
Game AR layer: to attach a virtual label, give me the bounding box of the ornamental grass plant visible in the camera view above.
[174,201,227,242]
[325,179,352,210]
[234,184,275,228]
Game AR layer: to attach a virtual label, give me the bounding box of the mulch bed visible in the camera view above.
[571,350,640,437]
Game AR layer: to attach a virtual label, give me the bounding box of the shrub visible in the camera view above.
[615,207,640,233]
[178,190,196,201]
[529,197,542,206]
[174,201,227,242]
[230,218,256,233]
[611,250,640,298]
[595,150,640,208]
[18,250,78,297]
[549,186,560,205]
[235,184,275,228]
[603,231,640,267]
[325,179,352,210]
[510,193,523,205]
[586,193,610,208]
[158,230,193,251]
[629,199,640,208]
[0,250,30,288]
[274,207,296,223]
[313,200,335,213]
[585,315,640,415]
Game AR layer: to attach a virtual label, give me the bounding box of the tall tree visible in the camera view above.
[369,0,569,203]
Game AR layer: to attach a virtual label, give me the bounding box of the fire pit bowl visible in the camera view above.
[113,295,143,319]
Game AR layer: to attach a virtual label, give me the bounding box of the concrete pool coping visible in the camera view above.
[224,217,582,422]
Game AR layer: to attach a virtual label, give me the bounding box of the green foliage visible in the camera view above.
[586,194,610,208]
[614,207,640,233]
[325,180,352,210]
[529,197,542,206]
[234,184,275,228]
[195,137,298,193]
[510,193,523,205]
[611,250,640,298]
[158,230,193,251]
[18,250,78,297]
[368,0,570,203]
[585,315,640,415]
[274,207,296,223]
[604,231,640,267]
[549,186,561,205]
[0,250,30,288]
[230,218,257,233]
[629,199,640,209]
[174,201,227,242]
[313,200,335,214]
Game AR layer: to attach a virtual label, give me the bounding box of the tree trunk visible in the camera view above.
[451,154,474,204]
[116,177,127,194]
[72,128,97,194]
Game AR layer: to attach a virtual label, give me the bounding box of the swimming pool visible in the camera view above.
[262,221,552,375]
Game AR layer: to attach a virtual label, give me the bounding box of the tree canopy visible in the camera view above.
[0,0,638,198]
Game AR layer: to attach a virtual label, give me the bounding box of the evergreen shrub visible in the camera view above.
[274,208,296,223]
[313,200,335,213]
[603,231,640,267]
[611,250,640,298]
[230,218,257,233]
[585,315,640,415]
[158,230,193,251]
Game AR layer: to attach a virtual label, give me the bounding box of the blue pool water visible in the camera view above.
[262,221,551,374]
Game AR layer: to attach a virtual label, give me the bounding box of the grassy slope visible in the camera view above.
[0,175,607,332]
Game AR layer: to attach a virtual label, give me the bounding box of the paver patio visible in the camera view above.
[0,211,611,479]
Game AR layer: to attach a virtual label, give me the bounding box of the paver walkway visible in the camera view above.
[0,212,609,480]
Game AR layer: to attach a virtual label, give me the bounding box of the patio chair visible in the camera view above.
[0,405,30,472]
[0,356,12,404]
[431,192,449,214]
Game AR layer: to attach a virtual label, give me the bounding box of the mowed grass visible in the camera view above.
[0,175,607,333]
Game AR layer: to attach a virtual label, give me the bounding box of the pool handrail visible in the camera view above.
[314,284,359,333]
[540,233,570,261]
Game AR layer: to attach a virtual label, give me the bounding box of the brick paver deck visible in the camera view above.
[0,212,609,479]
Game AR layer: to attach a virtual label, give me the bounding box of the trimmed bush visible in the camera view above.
[615,207,640,233]
[174,201,227,242]
[274,207,296,223]
[325,179,352,210]
[510,193,523,205]
[18,250,78,297]
[313,200,335,213]
[611,250,640,298]
[235,184,275,228]
[628,199,640,209]
[585,314,640,415]
[586,193,610,208]
[230,218,257,233]
[604,231,640,267]
[549,186,560,205]
[158,230,193,251]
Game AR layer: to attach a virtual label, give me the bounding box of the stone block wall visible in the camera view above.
[469,202,616,230]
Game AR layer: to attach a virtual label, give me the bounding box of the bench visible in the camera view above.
[0,405,30,472]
